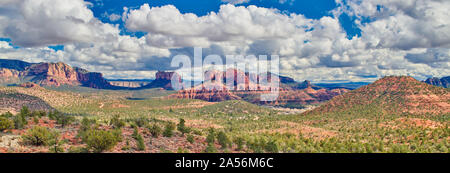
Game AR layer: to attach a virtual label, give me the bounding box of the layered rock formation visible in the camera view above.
[140,71,181,90]
[168,69,349,104]
[0,59,114,89]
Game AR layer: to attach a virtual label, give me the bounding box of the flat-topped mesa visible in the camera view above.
[140,71,182,90]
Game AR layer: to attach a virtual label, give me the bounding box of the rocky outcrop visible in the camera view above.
[19,82,41,89]
[167,68,349,104]
[0,59,114,89]
[0,68,20,83]
[141,71,181,90]
[425,76,450,88]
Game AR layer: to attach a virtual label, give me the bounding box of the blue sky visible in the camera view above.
[85,0,360,39]
[0,0,449,82]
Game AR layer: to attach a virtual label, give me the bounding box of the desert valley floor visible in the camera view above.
[0,76,449,153]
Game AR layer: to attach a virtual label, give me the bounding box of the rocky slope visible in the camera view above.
[307,76,450,116]
[0,88,53,113]
[0,59,115,89]
[425,76,450,88]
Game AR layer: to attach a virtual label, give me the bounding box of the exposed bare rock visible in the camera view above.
[0,68,20,83]
[168,69,349,104]
[0,59,115,89]
[141,71,181,90]
[18,82,41,89]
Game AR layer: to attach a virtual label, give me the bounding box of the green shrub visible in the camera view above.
[83,129,119,153]
[163,122,175,137]
[110,115,125,129]
[136,133,146,151]
[48,111,74,127]
[234,137,245,151]
[204,144,217,153]
[186,134,195,144]
[31,111,46,118]
[0,117,14,131]
[111,128,123,142]
[22,126,58,146]
[13,114,27,129]
[80,117,96,131]
[206,128,215,144]
[265,140,279,153]
[133,116,149,127]
[177,118,190,135]
[217,131,231,149]
[56,115,75,128]
[148,124,162,137]
[19,106,31,117]
[0,112,14,118]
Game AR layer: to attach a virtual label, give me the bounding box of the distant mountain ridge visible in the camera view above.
[424,76,450,88]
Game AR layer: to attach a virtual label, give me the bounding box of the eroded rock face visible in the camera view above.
[0,68,20,83]
[141,71,181,90]
[0,60,114,89]
[168,69,350,104]
[25,62,80,86]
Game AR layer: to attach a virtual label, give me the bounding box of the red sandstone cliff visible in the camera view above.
[0,61,114,89]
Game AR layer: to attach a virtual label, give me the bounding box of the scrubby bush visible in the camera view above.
[110,115,125,129]
[19,106,31,117]
[163,122,175,137]
[136,134,146,151]
[204,144,217,153]
[0,112,14,118]
[234,137,245,151]
[83,129,119,153]
[48,111,74,127]
[206,128,215,144]
[56,115,74,128]
[265,140,279,153]
[148,124,162,137]
[80,117,96,131]
[0,117,14,131]
[13,114,27,129]
[217,131,231,149]
[186,134,195,144]
[132,126,146,151]
[22,126,58,146]
[31,111,46,118]
[133,116,149,127]
[177,118,190,135]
